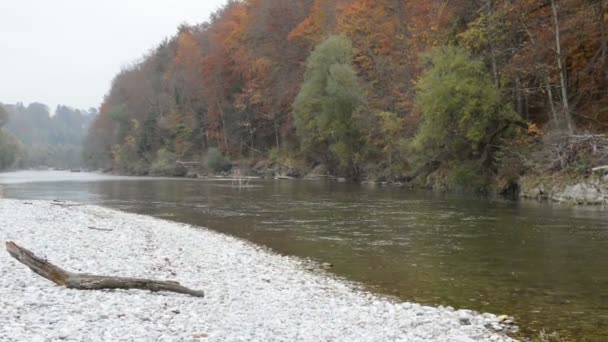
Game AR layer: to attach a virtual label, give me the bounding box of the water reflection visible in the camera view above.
[2,171,608,340]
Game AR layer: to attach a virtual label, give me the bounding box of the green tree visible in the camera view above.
[294,35,364,176]
[414,46,523,188]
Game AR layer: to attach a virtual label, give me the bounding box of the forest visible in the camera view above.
[0,103,95,170]
[83,0,608,193]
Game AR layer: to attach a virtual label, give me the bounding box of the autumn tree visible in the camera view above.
[338,0,412,114]
[288,0,339,47]
[240,0,312,152]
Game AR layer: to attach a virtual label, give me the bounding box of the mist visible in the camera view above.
[0,0,225,110]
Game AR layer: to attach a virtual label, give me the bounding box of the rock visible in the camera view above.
[555,183,606,205]
[521,182,548,200]
[452,336,476,342]
[497,315,509,323]
[485,322,503,332]
[304,164,327,180]
[321,262,333,269]
[185,172,199,179]
[458,311,472,325]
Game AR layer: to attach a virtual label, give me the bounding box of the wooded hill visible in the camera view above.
[83,0,608,192]
[0,103,95,170]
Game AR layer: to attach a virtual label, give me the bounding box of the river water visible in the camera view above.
[1,171,607,340]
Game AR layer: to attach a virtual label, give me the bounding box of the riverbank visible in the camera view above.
[137,155,608,206]
[0,199,517,341]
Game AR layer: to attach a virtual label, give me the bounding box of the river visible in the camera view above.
[1,170,607,340]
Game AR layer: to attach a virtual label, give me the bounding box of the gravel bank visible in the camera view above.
[0,199,517,341]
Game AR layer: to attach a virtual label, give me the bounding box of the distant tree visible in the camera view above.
[288,0,338,47]
[294,35,364,176]
[2,102,93,169]
[0,106,22,170]
[0,105,8,128]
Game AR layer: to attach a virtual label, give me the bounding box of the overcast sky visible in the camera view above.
[0,0,226,112]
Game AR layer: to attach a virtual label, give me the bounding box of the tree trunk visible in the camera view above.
[516,76,525,119]
[485,0,500,89]
[274,122,280,151]
[551,0,575,134]
[545,77,561,129]
[5,241,204,298]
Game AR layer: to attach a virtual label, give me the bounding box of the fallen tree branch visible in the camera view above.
[51,202,86,208]
[87,226,114,232]
[5,241,204,298]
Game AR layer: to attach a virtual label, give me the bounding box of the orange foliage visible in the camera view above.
[288,0,341,46]
[87,0,608,173]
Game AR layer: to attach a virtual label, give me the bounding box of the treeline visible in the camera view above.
[84,0,608,191]
[0,103,95,170]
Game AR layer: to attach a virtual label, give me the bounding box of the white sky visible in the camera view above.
[0,0,226,112]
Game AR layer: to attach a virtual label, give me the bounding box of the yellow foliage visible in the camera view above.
[527,122,544,137]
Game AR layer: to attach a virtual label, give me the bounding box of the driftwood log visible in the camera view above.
[87,226,114,232]
[5,241,204,297]
[50,202,86,208]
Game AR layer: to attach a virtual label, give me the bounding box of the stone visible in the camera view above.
[458,312,472,325]
[555,183,606,205]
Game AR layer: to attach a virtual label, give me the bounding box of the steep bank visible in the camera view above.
[0,200,516,341]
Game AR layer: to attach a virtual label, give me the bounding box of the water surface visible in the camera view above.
[1,171,607,340]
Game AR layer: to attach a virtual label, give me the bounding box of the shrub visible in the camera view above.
[447,162,489,193]
[206,147,230,173]
[150,148,186,177]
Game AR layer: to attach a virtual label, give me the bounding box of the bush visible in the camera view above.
[150,148,186,177]
[129,160,151,176]
[206,147,230,174]
[447,162,489,193]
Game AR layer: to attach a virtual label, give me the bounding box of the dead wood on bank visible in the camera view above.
[5,241,204,297]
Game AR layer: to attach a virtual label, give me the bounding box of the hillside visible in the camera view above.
[83,0,608,194]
